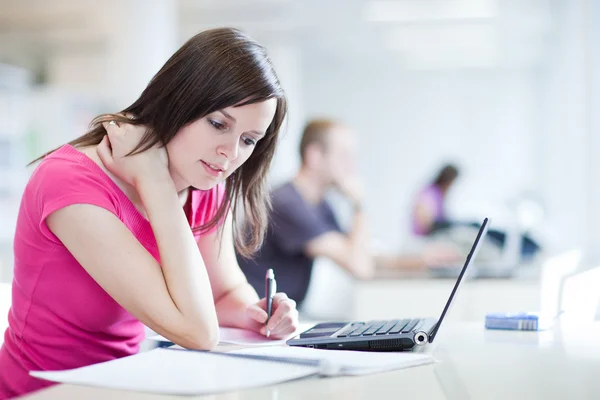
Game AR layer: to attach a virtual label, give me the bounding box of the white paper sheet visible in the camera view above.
[229,346,435,376]
[148,324,315,347]
[30,348,319,395]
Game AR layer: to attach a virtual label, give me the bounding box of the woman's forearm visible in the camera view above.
[137,178,219,343]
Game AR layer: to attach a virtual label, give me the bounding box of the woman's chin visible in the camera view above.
[191,178,221,191]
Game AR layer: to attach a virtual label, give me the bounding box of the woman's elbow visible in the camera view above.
[180,324,220,351]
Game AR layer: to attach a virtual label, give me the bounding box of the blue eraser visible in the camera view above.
[485,312,555,331]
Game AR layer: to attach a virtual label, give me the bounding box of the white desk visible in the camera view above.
[22,321,600,400]
[352,276,541,322]
[301,260,542,322]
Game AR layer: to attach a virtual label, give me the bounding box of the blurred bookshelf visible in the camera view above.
[0,63,109,282]
[0,63,31,282]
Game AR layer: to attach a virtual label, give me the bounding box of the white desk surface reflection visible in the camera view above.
[23,322,600,400]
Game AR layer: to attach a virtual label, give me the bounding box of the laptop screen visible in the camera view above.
[428,218,490,343]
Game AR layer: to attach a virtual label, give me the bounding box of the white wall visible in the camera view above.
[265,44,305,187]
[301,59,537,252]
[586,0,600,262]
[47,53,106,97]
[534,0,597,259]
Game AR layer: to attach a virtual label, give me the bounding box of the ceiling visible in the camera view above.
[0,0,557,72]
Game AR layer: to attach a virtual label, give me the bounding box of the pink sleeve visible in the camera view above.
[30,159,120,243]
[189,183,227,238]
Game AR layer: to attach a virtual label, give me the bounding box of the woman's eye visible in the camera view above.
[209,119,226,130]
[242,137,256,146]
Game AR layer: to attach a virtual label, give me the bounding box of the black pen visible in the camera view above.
[265,268,276,337]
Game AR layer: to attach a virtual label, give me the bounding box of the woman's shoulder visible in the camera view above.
[32,145,106,180]
[26,145,122,209]
[419,184,443,199]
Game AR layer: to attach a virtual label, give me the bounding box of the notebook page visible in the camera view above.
[230,346,435,376]
[30,348,319,395]
[148,323,314,347]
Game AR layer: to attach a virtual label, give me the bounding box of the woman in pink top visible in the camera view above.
[0,28,298,399]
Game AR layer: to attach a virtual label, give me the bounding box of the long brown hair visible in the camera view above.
[433,164,459,191]
[32,28,287,257]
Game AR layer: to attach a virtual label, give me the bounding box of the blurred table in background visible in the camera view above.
[353,269,540,322]
[302,258,541,323]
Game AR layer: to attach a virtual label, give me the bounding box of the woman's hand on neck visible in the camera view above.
[78,145,189,215]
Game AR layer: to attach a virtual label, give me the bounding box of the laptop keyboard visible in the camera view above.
[335,319,422,337]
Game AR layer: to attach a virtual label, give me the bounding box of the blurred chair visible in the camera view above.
[539,249,581,318]
[300,257,354,321]
[560,266,600,322]
[0,282,10,344]
[140,326,160,351]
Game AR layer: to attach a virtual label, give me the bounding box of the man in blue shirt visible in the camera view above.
[237,119,373,306]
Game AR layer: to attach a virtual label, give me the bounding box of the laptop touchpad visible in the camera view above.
[299,323,348,338]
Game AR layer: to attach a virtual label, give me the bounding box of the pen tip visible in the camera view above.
[266,329,270,338]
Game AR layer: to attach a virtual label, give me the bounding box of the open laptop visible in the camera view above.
[286,218,490,351]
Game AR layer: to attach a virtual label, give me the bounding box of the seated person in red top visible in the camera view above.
[0,28,299,399]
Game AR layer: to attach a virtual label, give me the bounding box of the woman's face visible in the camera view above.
[167,99,277,191]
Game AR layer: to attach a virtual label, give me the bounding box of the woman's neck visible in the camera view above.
[77,145,189,216]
